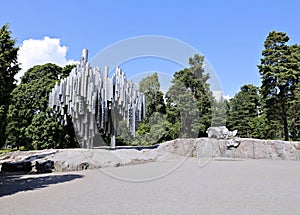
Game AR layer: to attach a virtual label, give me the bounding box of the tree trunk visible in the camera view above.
[17,135,20,150]
[292,104,297,141]
[282,102,289,141]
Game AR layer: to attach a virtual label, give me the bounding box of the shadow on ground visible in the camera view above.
[0,172,83,197]
[23,151,57,161]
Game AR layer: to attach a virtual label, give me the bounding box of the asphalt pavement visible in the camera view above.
[1,158,300,214]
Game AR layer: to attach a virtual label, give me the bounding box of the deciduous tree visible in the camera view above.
[6,63,78,149]
[168,54,213,137]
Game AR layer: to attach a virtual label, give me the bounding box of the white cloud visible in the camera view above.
[212,90,223,102]
[16,36,78,82]
[223,94,233,101]
[212,90,233,101]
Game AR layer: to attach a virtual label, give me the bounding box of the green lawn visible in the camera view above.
[0,146,26,156]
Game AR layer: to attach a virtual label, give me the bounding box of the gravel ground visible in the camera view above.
[1,158,300,214]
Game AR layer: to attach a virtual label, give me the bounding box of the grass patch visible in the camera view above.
[0,146,26,156]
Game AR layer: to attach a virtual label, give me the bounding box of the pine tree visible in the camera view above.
[287,44,300,141]
[0,24,20,148]
[258,31,300,140]
[290,82,300,140]
[227,84,261,137]
[211,97,229,127]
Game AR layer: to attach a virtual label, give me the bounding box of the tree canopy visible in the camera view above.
[258,31,300,140]
[5,63,78,149]
[117,54,213,145]
[0,24,20,148]
[3,25,300,150]
[227,84,262,137]
[126,72,167,145]
[168,54,213,137]
[139,72,166,117]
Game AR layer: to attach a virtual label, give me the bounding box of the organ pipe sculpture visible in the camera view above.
[48,49,146,148]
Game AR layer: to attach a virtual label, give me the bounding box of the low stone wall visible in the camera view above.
[157,138,300,160]
[1,138,300,173]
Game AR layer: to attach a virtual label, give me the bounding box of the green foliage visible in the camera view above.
[166,80,199,138]
[211,97,229,127]
[26,109,78,149]
[0,146,26,156]
[167,54,213,137]
[118,72,168,146]
[6,63,78,149]
[289,82,300,140]
[117,114,168,146]
[116,120,134,145]
[0,105,5,116]
[61,64,76,79]
[227,84,261,137]
[117,57,213,145]
[258,31,300,140]
[0,24,20,148]
[139,72,166,117]
[133,113,168,145]
[26,110,61,149]
[248,114,269,139]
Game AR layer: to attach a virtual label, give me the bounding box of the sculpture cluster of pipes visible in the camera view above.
[48,49,146,148]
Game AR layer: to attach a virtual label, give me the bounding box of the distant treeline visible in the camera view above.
[0,24,299,150]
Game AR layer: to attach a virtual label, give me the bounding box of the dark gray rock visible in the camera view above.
[1,161,32,172]
[35,160,54,173]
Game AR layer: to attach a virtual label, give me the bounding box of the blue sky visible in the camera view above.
[1,0,300,97]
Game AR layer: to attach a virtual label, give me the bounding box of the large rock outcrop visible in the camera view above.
[157,138,300,160]
[1,138,300,173]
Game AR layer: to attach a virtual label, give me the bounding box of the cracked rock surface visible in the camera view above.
[1,138,299,172]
